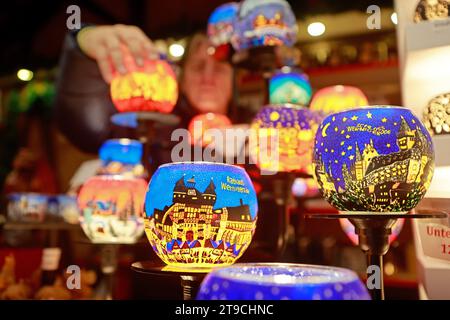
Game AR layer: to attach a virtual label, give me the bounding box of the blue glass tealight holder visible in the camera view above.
[197,263,371,300]
[99,138,143,165]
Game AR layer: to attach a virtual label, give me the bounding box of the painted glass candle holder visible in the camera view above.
[423,92,450,135]
[98,139,145,177]
[99,139,142,165]
[110,46,178,114]
[313,106,435,213]
[414,0,449,22]
[144,162,258,269]
[78,175,147,244]
[188,113,233,147]
[7,193,48,223]
[269,68,312,106]
[197,263,370,300]
[251,104,323,173]
[57,195,80,224]
[310,85,369,116]
[231,0,298,52]
[207,2,240,47]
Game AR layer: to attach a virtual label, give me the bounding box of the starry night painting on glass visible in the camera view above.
[144,162,258,269]
[313,106,434,213]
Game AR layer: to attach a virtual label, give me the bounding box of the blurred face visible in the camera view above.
[181,39,233,115]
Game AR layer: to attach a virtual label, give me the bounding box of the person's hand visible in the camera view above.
[77,24,157,83]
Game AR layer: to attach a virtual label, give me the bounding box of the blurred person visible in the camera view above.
[54,24,234,156]
[3,148,57,195]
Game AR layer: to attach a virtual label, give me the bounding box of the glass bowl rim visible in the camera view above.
[101,138,142,147]
[321,105,412,119]
[7,192,50,200]
[313,84,366,93]
[83,174,147,182]
[256,103,314,113]
[204,262,362,286]
[158,161,247,171]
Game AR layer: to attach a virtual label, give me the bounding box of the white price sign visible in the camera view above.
[418,221,450,262]
[432,19,450,33]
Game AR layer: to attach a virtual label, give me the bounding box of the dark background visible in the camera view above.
[0,0,394,76]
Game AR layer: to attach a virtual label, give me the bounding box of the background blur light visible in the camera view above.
[308,22,326,37]
[169,43,185,58]
[17,68,34,81]
[391,12,398,25]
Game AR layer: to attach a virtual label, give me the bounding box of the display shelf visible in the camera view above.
[2,221,80,231]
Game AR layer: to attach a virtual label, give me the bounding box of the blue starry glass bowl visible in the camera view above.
[197,263,370,300]
[313,106,434,213]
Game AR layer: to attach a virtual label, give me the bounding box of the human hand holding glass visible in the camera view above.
[76,24,158,83]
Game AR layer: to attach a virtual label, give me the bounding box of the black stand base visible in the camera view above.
[131,261,209,300]
[307,210,448,300]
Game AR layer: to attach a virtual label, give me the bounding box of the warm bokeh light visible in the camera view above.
[391,12,398,25]
[188,113,232,147]
[310,85,369,116]
[169,43,185,58]
[307,22,326,37]
[17,69,34,81]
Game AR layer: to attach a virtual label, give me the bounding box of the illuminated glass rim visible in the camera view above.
[259,103,310,111]
[207,263,361,286]
[322,105,412,120]
[84,174,143,182]
[326,105,408,115]
[158,161,247,172]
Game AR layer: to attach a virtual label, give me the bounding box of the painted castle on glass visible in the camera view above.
[314,108,434,212]
[145,170,257,267]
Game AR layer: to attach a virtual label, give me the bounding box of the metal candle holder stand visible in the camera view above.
[269,172,311,258]
[97,243,119,300]
[306,210,448,300]
[110,111,180,176]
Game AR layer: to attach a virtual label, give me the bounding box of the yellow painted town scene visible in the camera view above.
[145,176,257,268]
